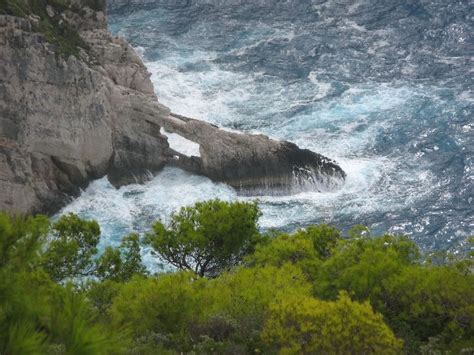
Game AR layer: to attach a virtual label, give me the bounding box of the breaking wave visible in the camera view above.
[60,0,473,256]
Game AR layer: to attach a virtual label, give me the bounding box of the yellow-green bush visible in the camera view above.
[1,202,473,354]
[262,292,403,354]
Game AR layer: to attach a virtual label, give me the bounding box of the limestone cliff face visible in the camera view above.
[0,2,345,215]
[0,9,171,214]
[159,113,346,195]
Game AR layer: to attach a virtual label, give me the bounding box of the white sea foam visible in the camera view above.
[307,71,333,100]
[146,56,253,125]
[59,167,236,270]
[64,6,472,259]
[63,61,435,253]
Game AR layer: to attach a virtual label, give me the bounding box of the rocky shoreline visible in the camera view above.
[0,1,345,215]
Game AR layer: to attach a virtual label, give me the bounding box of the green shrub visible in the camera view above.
[262,292,403,354]
[0,203,472,354]
[146,199,265,277]
[0,0,95,57]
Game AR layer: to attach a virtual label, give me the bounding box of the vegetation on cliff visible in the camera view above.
[0,0,104,56]
[0,200,473,354]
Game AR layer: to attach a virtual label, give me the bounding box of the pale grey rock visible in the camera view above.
[0,13,170,214]
[46,5,56,18]
[157,113,346,194]
[0,4,345,215]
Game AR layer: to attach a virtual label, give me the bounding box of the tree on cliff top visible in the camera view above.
[145,199,265,277]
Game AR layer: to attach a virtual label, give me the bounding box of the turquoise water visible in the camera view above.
[60,0,473,264]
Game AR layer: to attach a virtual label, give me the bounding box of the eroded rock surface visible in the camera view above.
[158,113,346,194]
[0,3,345,215]
[0,12,171,213]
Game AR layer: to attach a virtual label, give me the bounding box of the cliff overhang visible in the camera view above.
[0,1,345,215]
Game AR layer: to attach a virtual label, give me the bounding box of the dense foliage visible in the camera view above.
[145,199,263,277]
[0,200,473,354]
[0,0,104,57]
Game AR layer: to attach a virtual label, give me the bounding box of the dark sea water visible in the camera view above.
[61,0,473,264]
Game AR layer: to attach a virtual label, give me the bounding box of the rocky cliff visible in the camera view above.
[0,2,171,213]
[0,0,345,215]
[160,113,345,194]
